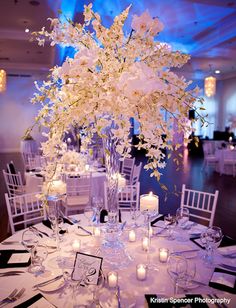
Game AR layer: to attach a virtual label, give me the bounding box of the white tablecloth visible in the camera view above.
[25,171,106,198]
[1,213,236,307]
[215,149,236,175]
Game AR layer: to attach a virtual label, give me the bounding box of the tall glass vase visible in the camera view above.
[102,129,131,268]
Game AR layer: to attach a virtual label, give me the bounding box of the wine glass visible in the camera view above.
[88,270,105,308]
[164,214,176,240]
[92,196,103,223]
[182,260,196,290]
[130,203,141,228]
[176,207,189,228]
[201,226,222,265]
[84,207,95,226]
[21,229,40,273]
[167,254,187,294]
[30,245,48,273]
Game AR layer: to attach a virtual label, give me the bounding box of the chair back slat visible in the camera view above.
[180,184,219,227]
[3,170,25,197]
[121,158,135,182]
[5,192,44,234]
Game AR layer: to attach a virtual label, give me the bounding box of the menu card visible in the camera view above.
[209,268,236,294]
[0,250,31,268]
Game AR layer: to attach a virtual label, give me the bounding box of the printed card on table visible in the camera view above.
[72,252,103,285]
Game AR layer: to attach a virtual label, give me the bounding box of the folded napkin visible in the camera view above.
[0,250,30,268]
[218,245,236,255]
[42,220,67,234]
[209,268,236,294]
[14,293,56,308]
[151,214,164,226]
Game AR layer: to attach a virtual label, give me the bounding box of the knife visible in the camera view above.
[77,225,92,235]
[30,226,50,237]
[117,286,121,308]
[33,274,63,288]
[172,249,200,254]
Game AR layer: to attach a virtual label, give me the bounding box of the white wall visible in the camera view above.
[0,76,45,153]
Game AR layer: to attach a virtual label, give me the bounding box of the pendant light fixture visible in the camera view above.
[204,65,216,97]
[0,69,6,93]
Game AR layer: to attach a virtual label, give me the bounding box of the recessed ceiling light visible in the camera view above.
[25,28,30,33]
[215,70,221,74]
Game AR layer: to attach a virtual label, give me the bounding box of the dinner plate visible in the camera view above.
[99,290,136,308]
[38,277,65,292]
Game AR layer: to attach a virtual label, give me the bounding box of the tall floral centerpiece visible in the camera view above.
[30,4,203,217]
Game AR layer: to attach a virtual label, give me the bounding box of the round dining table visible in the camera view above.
[0,212,236,307]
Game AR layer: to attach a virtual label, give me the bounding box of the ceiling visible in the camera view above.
[0,0,236,80]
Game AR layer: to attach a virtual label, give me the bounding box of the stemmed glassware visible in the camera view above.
[164,214,176,240]
[88,270,105,308]
[200,226,222,265]
[92,196,104,224]
[176,207,190,228]
[21,229,40,273]
[167,254,187,294]
[84,206,96,226]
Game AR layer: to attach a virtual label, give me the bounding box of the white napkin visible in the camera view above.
[152,220,166,228]
[211,272,236,288]
[218,245,236,255]
[7,253,30,264]
[28,297,55,308]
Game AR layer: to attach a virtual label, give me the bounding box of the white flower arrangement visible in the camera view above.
[30,3,204,185]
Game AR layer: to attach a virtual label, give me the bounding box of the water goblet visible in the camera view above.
[30,244,48,273]
[88,270,105,308]
[167,254,187,294]
[201,226,222,265]
[84,207,95,226]
[176,207,190,228]
[164,214,176,240]
[21,229,40,273]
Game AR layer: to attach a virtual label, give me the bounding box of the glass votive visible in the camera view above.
[159,248,169,263]
[85,164,90,171]
[129,230,136,242]
[136,264,147,281]
[107,271,118,288]
[142,236,150,251]
[72,239,81,252]
[93,226,101,237]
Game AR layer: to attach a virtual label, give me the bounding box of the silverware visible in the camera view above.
[172,249,199,254]
[30,226,50,237]
[1,241,22,245]
[33,274,63,288]
[0,288,24,307]
[218,263,236,271]
[0,289,17,306]
[77,225,92,235]
[117,286,121,308]
[190,279,208,286]
[207,294,227,308]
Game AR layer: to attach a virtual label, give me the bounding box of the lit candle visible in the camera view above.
[129,230,136,242]
[85,164,90,171]
[140,192,159,212]
[142,237,150,251]
[136,264,147,281]
[72,239,81,252]
[159,248,169,263]
[229,136,233,143]
[108,271,118,288]
[93,227,101,237]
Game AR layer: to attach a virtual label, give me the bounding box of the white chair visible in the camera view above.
[202,143,218,173]
[5,192,45,234]
[3,169,26,197]
[62,174,92,215]
[130,162,142,184]
[121,157,135,182]
[180,184,219,227]
[104,181,140,211]
[220,150,236,177]
[22,153,42,171]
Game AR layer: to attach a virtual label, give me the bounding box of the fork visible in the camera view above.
[0,288,26,307]
[0,289,17,306]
